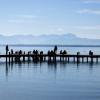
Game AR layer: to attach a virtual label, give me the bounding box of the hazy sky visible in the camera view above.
[0,0,100,39]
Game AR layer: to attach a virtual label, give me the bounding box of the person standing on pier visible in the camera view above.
[6,45,9,55]
[54,45,58,54]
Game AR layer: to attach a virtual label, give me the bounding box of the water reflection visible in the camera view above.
[3,61,99,78]
[0,61,100,100]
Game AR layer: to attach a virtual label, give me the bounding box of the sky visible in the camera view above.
[0,0,100,39]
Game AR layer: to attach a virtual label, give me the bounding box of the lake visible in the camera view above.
[0,45,100,100]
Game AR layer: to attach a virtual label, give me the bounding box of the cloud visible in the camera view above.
[8,19,35,23]
[8,15,38,23]
[57,28,64,32]
[76,9,100,15]
[82,0,100,3]
[74,25,100,30]
[18,15,38,19]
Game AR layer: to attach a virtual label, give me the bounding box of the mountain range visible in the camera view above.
[0,33,100,45]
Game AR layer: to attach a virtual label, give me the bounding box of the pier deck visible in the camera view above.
[0,54,100,63]
[0,54,100,57]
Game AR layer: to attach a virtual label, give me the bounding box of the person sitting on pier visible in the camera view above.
[63,50,67,55]
[51,50,55,56]
[48,50,50,56]
[60,50,63,55]
[33,50,35,54]
[11,49,13,54]
[40,51,43,55]
[6,45,9,55]
[28,51,31,55]
[19,50,22,55]
[77,52,80,55]
[89,50,93,56]
[60,50,67,55]
[48,50,56,56]
[36,50,38,55]
[40,51,43,61]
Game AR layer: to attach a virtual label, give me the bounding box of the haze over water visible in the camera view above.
[0,46,100,100]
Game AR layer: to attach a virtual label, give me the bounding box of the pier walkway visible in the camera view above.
[0,45,99,64]
[0,54,100,63]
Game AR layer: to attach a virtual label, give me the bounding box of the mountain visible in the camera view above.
[0,33,100,45]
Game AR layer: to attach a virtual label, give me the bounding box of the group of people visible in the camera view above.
[48,46,58,56]
[5,45,94,56]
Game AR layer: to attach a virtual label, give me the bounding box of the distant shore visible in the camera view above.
[0,44,100,47]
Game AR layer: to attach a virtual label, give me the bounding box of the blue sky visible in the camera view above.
[0,0,100,39]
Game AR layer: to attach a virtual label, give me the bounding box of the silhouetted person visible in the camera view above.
[77,52,80,55]
[89,50,93,56]
[11,49,13,54]
[40,51,43,61]
[40,51,43,55]
[60,50,63,54]
[91,52,93,55]
[6,45,9,55]
[54,45,58,54]
[33,50,35,54]
[48,50,50,55]
[36,50,38,55]
[63,50,67,55]
[89,50,91,55]
[19,50,22,55]
[51,50,55,56]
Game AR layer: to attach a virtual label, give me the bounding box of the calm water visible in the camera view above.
[0,46,100,100]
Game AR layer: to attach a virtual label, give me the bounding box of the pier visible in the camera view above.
[0,45,100,64]
[0,53,100,64]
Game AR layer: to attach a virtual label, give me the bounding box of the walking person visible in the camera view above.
[6,45,9,55]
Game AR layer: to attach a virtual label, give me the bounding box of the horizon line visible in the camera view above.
[0,44,100,47]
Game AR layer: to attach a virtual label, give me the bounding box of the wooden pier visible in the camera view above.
[0,45,99,64]
[0,53,100,64]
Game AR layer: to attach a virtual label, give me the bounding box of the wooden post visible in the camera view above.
[77,52,80,63]
[6,56,7,63]
[9,52,10,63]
[9,52,10,65]
[73,57,75,63]
[96,57,98,63]
[77,56,80,63]
[82,57,84,63]
[49,56,51,62]
[11,55,13,63]
[53,56,55,61]
[11,50,14,63]
[87,57,88,63]
[6,52,8,63]
[65,56,67,62]
[55,55,56,62]
[28,52,29,62]
[68,57,69,63]
[91,56,93,63]
[44,56,46,61]
[40,52,43,62]
[77,56,78,63]
[23,52,25,62]
[60,55,62,62]
[63,55,64,62]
